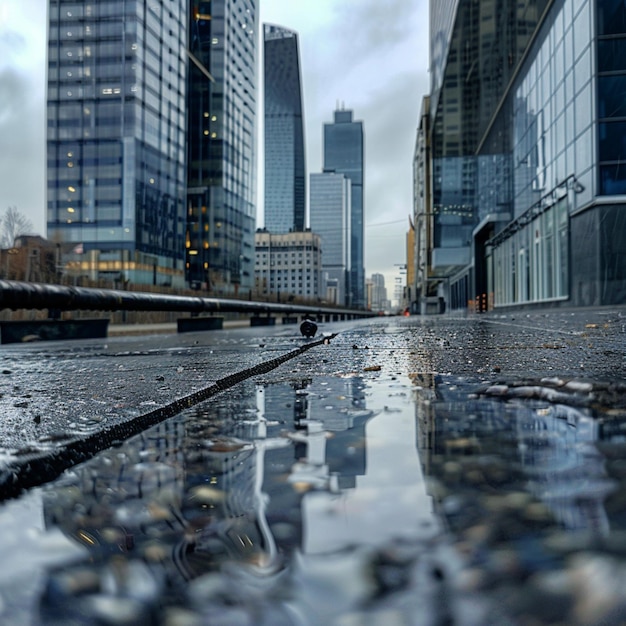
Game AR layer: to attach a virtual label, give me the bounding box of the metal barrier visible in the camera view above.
[0,280,373,320]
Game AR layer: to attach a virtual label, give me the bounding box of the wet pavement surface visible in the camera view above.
[0,308,625,624]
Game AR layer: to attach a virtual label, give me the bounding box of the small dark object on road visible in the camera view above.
[300,318,318,338]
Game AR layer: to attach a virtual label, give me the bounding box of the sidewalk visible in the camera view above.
[0,310,626,623]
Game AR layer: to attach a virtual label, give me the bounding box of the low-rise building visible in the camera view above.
[254,230,322,301]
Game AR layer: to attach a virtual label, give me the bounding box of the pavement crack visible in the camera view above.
[0,334,337,502]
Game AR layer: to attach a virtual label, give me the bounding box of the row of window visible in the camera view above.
[259,267,320,274]
[492,198,569,306]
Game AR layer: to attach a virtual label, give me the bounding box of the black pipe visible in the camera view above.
[0,280,372,318]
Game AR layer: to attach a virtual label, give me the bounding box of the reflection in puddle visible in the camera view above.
[3,367,625,624]
[28,374,445,624]
[425,385,617,539]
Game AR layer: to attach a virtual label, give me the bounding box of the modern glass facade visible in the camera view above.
[428,0,550,294]
[485,0,593,306]
[423,0,626,310]
[47,0,188,286]
[186,0,257,293]
[598,0,626,195]
[323,109,365,309]
[429,0,458,118]
[309,172,351,306]
[263,24,306,234]
[483,0,626,308]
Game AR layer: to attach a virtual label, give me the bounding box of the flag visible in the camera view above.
[72,243,84,254]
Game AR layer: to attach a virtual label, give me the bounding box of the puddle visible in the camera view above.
[1,367,626,624]
[0,372,451,625]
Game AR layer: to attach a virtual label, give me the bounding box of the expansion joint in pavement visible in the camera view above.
[0,334,337,502]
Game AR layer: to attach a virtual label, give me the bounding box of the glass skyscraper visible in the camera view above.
[423,0,626,311]
[263,24,306,234]
[46,0,257,293]
[424,0,551,310]
[309,172,351,306]
[47,0,188,287]
[186,0,257,293]
[323,109,365,309]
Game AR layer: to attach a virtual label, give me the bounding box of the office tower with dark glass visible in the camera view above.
[421,0,551,310]
[323,109,364,309]
[46,0,257,292]
[263,24,306,233]
[421,0,626,311]
[47,1,188,286]
[186,0,257,293]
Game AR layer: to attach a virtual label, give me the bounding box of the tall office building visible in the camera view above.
[369,273,387,313]
[47,0,188,287]
[413,96,434,313]
[422,0,626,311]
[46,0,258,293]
[323,108,364,309]
[185,0,257,293]
[309,172,351,306]
[426,0,547,307]
[263,24,306,233]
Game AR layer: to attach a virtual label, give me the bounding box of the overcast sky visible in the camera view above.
[0,0,430,290]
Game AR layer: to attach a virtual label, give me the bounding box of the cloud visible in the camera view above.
[0,67,24,126]
[0,65,45,232]
[0,29,27,58]
[0,3,47,234]
[330,0,420,62]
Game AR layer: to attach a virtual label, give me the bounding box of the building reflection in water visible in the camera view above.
[514,402,611,536]
[38,372,440,619]
[424,385,615,538]
[37,364,626,623]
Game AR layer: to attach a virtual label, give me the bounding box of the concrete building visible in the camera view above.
[323,108,365,309]
[309,172,351,306]
[263,24,306,234]
[254,230,321,300]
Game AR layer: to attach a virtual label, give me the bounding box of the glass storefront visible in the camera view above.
[493,197,569,305]
[489,0,599,307]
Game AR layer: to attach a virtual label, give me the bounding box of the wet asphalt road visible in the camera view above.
[0,308,625,624]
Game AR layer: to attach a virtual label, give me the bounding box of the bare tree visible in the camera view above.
[0,206,34,249]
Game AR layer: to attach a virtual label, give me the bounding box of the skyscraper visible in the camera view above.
[263,24,306,233]
[47,0,189,287]
[46,0,258,293]
[323,109,364,309]
[422,0,626,311]
[424,0,549,310]
[186,0,257,293]
[369,273,387,313]
[309,172,351,306]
